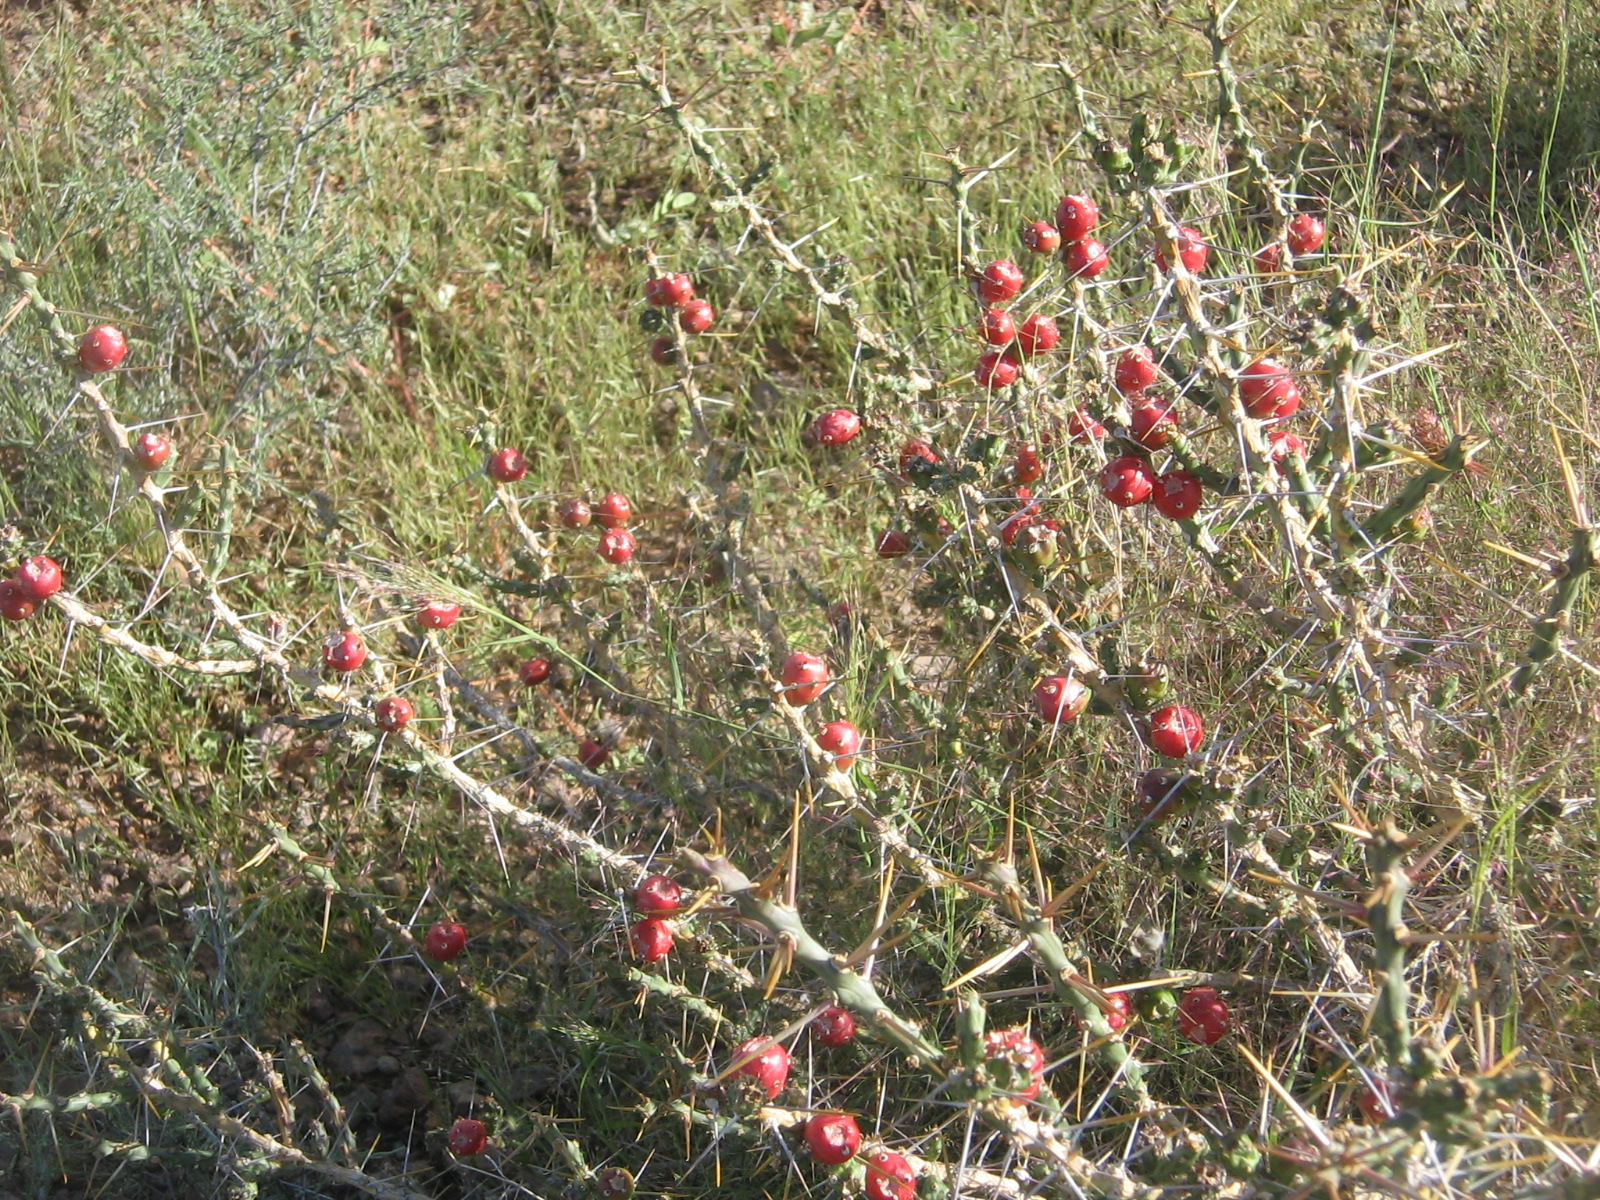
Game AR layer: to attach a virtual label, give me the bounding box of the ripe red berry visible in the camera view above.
[1358,1077,1396,1124]
[578,738,610,769]
[1129,397,1178,449]
[875,529,911,559]
[863,1150,917,1200]
[813,408,862,447]
[1098,456,1157,507]
[1239,360,1301,419]
[1268,429,1307,462]
[645,272,694,308]
[636,874,683,914]
[1154,226,1208,274]
[424,921,467,962]
[813,1005,856,1047]
[804,1112,863,1165]
[1055,194,1099,241]
[598,527,636,565]
[596,1167,635,1200]
[630,916,674,962]
[728,1036,790,1099]
[130,431,172,471]
[1062,238,1109,279]
[998,509,1034,548]
[779,651,830,706]
[1034,675,1088,725]
[1114,346,1162,396]
[816,720,862,770]
[595,493,632,529]
[1254,243,1282,274]
[1148,704,1204,757]
[679,298,715,334]
[1102,991,1133,1032]
[974,351,1019,389]
[321,629,367,673]
[374,696,414,732]
[1014,314,1059,356]
[1176,987,1229,1045]
[977,259,1024,305]
[1287,213,1326,256]
[417,600,461,630]
[488,447,527,483]
[1022,221,1061,255]
[649,336,679,366]
[1014,443,1043,484]
[1136,769,1188,821]
[519,657,552,686]
[559,498,592,528]
[77,325,127,373]
[0,579,37,621]
[898,439,939,476]
[14,556,62,601]
[978,307,1016,346]
[1066,408,1106,443]
[447,1116,488,1156]
[1152,469,1203,520]
[983,1027,1046,1102]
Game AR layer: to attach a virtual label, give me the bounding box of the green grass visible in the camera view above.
[1,0,1598,1197]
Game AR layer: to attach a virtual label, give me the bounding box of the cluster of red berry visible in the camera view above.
[489,446,638,567]
[643,271,715,365]
[775,650,863,769]
[723,1033,915,1198]
[627,872,684,961]
[319,591,610,765]
[0,555,63,622]
[969,257,1060,390]
[1254,213,1326,274]
[558,490,637,566]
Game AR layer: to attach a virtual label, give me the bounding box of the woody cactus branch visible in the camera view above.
[676,855,1145,1192]
[632,62,930,391]
[13,915,435,1200]
[1,1089,124,1115]
[642,252,954,891]
[3,234,665,883]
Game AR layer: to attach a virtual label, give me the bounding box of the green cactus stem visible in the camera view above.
[979,860,1152,1106]
[1053,61,1132,187]
[1360,435,1476,545]
[1207,1,1293,223]
[678,850,946,1064]
[1508,526,1597,698]
[1364,823,1416,1071]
